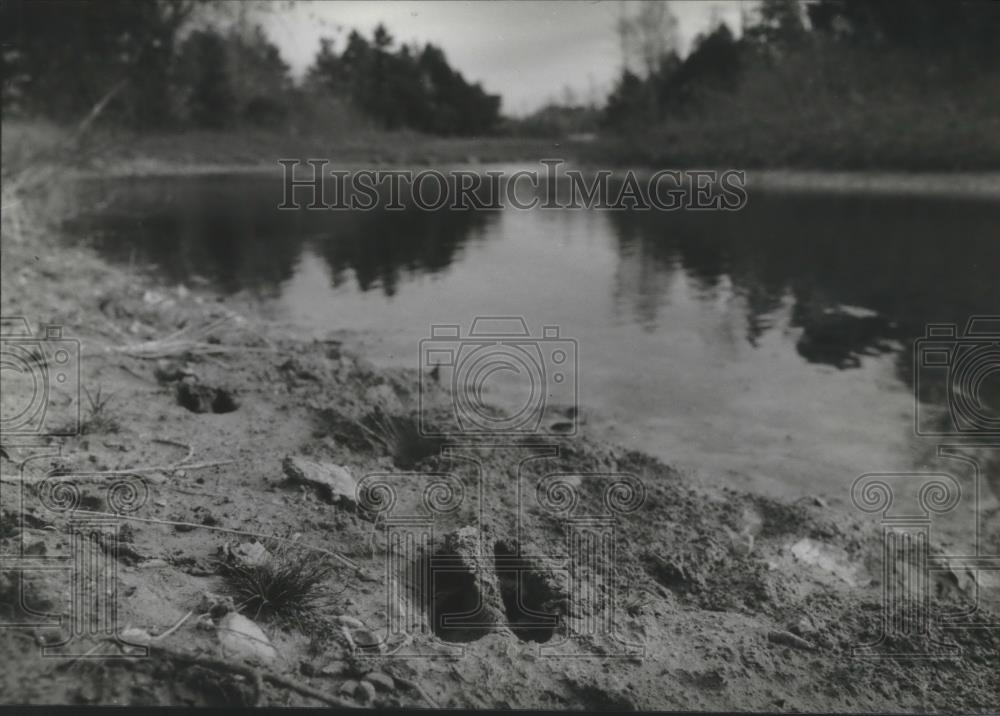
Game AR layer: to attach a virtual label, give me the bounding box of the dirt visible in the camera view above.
[2,179,1000,711]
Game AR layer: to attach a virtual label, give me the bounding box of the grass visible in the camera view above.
[220,540,338,627]
[359,408,444,469]
[81,384,120,434]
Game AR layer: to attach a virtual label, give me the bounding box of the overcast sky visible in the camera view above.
[262,1,746,116]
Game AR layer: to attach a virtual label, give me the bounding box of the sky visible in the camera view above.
[262,1,747,116]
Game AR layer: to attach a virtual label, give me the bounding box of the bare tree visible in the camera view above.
[616,0,680,78]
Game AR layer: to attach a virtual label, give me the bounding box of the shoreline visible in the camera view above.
[2,156,1000,709]
[78,157,1000,201]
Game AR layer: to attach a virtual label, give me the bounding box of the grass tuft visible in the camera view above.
[360,407,443,469]
[82,384,120,434]
[220,541,336,626]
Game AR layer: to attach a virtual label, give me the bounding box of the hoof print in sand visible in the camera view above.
[176,378,239,414]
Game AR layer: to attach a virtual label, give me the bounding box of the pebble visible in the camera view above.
[338,679,359,696]
[365,672,395,692]
[355,680,377,703]
[320,660,350,677]
[199,591,235,618]
[336,615,364,629]
[121,627,153,646]
[353,628,382,651]
[226,540,269,567]
[283,455,358,507]
[137,558,169,569]
[218,613,277,662]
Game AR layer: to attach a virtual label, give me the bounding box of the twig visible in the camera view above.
[385,669,439,708]
[152,610,193,642]
[116,342,277,359]
[66,509,362,573]
[147,644,356,708]
[2,458,233,486]
[72,79,128,141]
[174,459,235,472]
[153,438,195,466]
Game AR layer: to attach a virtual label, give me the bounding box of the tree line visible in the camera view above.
[1,0,501,135]
[598,0,1000,168]
[605,0,1000,129]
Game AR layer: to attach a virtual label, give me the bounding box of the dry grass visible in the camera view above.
[81,384,120,434]
[360,408,444,469]
[219,540,338,627]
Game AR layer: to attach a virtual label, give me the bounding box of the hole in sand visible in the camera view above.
[427,551,491,643]
[176,382,238,414]
[493,541,559,643]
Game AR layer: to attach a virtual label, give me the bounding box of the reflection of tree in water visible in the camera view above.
[309,207,493,296]
[72,176,305,296]
[73,176,496,298]
[607,193,1000,384]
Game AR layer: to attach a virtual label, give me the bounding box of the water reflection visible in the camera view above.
[311,208,492,296]
[69,173,1000,492]
[606,192,1000,376]
[71,175,495,298]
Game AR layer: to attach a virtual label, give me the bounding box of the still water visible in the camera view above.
[71,171,1000,501]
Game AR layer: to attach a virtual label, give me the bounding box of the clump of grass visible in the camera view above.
[220,541,337,626]
[82,384,120,434]
[360,407,443,469]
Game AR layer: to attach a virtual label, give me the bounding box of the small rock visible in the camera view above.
[790,537,862,586]
[336,615,364,629]
[218,613,277,663]
[137,558,169,569]
[365,672,395,692]
[199,591,236,618]
[279,358,319,382]
[225,541,269,567]
[355,680,377,703]
[790,615,817,637]
[320,660,350,677]
[283,455,358,507]
[154,359,196,384]
[353,628,382,650]
[121,627,153,646]
[142,289,167,305]
[338,679,360,696]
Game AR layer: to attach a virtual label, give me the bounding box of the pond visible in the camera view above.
[69,170,1000,501]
